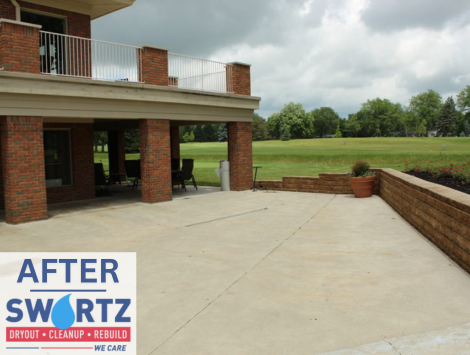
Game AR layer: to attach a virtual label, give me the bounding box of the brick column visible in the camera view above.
[227,62,251,95]
[0,20,41,74]
[108,130,126,182]
[228,122,253,191]
[140,45,169,86]
[1,116,48,224]
[170,126,180,167]
[139,119,172,203]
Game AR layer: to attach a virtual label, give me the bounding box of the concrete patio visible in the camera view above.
[1,189,470,354]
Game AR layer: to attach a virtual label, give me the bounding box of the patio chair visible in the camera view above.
[94,163,110,196]
[173,159,197,191]
[124,160,141,190]
[171,158,180,171]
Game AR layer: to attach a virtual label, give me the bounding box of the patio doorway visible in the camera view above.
[21,10,67,75]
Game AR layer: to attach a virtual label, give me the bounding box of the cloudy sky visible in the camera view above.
[92,0,470,119]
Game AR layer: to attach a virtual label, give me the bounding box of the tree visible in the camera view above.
[267,103,314,139]
[267,112,281,139]
[203,125,218,142]
[408,89,443,130]
[333,124,342,138]
[355,98,403,136]
[217,124,228,142]
[179,125,194,142]
[436,96,457,137]
[193,125,205,142]
[182,131,195,143]
[457,85,470,113]
[93,132,108,152]
[252,113,269,141]
[415,121,427,137]
[464,120,470,137]
[311,107,340,137]
[343,114,361,137]
[125,129,140,153]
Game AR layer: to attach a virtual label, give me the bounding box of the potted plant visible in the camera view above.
[349,161,376,198]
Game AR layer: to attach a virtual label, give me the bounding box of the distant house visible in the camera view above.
[428,130,438,137]
[0,0,260,224]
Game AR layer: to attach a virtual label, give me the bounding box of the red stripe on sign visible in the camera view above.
[6,327,131,342]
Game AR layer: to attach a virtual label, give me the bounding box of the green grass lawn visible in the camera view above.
[95,137,470,187]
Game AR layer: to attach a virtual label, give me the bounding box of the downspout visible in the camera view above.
[10,0,21,21]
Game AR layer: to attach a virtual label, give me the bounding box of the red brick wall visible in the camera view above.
[380,169,470,274]
[228,122,253,191]
[0,21,40,74]
[140,47,168,86]
[227,63,251,95]
[0,116,48,224]
[139,119,172,203]
[44,123,95,204]
[257,173,381,195]
[0,1,91,38]
[0,0,15,19]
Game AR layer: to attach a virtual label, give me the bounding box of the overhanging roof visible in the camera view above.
[21,0,135,20]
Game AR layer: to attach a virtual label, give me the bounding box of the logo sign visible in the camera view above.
[0,253,136,354]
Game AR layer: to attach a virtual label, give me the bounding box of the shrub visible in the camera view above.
[350,161,372,177]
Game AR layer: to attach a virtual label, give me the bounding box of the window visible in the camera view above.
[44,130,72,187]
[21,11,66,34]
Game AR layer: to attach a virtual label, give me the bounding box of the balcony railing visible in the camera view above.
[40,31,143,82]
[38,31,235,93]
[168,53,234,93]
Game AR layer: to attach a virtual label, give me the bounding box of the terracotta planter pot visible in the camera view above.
[350,176,376,198]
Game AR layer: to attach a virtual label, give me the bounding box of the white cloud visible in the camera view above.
[93,0,470,118]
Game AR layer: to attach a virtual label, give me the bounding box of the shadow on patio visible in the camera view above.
[0,185,221,223]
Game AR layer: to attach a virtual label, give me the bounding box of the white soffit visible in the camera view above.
[21,0,135,19]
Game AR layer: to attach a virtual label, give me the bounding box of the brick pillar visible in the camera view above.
[69,124,95,201]
[140,45,169,86]
[0,20,41,74]
[1,116,48,224]
[227,62,251,95]
[170,126,180,168]
[228,122,253,191]
[108,130,126,182]
[139,119,172,203]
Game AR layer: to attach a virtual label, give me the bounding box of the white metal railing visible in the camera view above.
[39,31,143,82]
[168,53,233,93]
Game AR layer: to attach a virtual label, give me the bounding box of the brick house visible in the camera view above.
[0,0,260,224]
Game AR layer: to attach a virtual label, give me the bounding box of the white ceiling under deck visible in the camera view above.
[21,0,135,19]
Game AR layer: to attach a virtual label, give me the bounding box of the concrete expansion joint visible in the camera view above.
[385,340,402,355]
[149,195,338,355]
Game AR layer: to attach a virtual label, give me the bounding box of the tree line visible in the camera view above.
[261,86,470,140]
[93,85,470,150]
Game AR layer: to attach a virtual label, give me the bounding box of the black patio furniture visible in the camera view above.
[172,159,197,191]
[124,159,141,190]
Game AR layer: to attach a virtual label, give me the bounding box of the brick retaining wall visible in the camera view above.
[379,168,470,274]
[257,169,470,274]
[256,172,380,195]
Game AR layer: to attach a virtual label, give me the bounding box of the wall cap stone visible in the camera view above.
[141,45,169,51]
[0,19,42,29]
[227,61,252,67]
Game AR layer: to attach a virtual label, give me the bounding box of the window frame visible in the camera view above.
[43,129,73,188]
